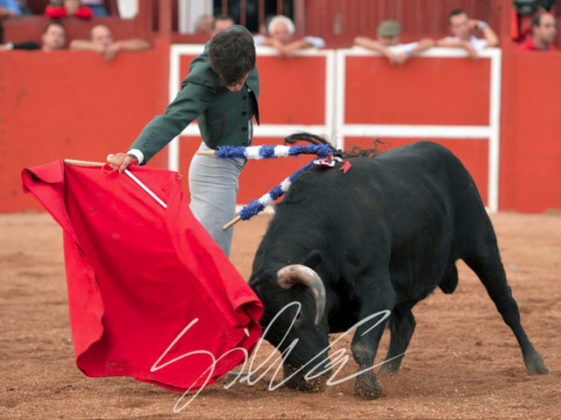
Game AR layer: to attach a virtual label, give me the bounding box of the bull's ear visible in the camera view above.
[301,249,323,272]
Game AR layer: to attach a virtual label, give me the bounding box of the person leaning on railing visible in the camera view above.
[69,24,149,61]
[254,15,325,57]
[354,20,434,65]
[436,8,499,58]
[0,21,66,51]
[211,14,234,36]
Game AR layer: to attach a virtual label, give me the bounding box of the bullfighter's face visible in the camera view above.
[226,71,250,93]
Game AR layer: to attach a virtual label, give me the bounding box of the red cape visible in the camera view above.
[22,160,263,391]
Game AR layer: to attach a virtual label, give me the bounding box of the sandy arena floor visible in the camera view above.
[1,211,560,419]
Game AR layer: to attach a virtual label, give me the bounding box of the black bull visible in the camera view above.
[248,141,549,399]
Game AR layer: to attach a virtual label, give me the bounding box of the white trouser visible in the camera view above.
[188,142,246,257]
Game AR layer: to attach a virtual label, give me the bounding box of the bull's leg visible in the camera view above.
[351,278,396,399]
[379,302,416,375]
[463,246,549,375]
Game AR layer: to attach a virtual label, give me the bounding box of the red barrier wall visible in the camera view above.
[177,52,330,125]
[0,43,169,212]
[499,48,561,212]
[347,137,490,205]
[2,43,561,213]
[344,56,491,125]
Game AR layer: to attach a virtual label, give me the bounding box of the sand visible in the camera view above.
[1,211,560,419]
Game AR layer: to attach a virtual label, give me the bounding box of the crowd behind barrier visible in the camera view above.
[0,6,560,213]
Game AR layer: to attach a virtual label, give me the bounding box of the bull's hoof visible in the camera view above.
[354,375,383,400]
[524,353,550,375]
[283,365,327,392]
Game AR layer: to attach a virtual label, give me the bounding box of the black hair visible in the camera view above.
[43,20,66,34]
[209,27,255,86]
[0,21,4,44]
[531,12,551,27]
[448,8,468,23]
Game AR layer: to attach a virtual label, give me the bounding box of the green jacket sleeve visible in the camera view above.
[129,81,215,164]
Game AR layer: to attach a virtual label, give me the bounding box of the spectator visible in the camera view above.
[354,20,434,65]
[437,8,499,58]
[511,0,555,41]
[254,15,325,57]
[0,21,66,51]
[518,12,557,51]
[0,0,21,17]
[70,24,149,61]
[80,0,108,16]
[45,0,93,20]
[211,14,234,36]
[194,14,213,35]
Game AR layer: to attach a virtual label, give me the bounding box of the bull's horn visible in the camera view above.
[277,265,326,326]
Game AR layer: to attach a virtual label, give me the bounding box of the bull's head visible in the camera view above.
[276,264,326,326]
[250,251,331,392]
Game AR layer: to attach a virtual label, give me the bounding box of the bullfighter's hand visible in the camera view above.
[106,152,136,173]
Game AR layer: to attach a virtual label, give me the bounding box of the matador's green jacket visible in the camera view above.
[129,25,260,164]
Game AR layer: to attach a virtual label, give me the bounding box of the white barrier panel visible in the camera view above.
[168,45,501,210]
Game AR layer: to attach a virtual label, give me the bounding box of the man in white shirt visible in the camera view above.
[254,15,325,57]
[354,20,434,65]
[70,24,149,61]
[437,8,499,58]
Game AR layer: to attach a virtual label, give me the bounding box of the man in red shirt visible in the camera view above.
[518,12,558,51]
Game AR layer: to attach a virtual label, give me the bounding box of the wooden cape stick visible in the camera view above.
[64,159,105,167]
[64,159,241,221]
[195,150,217,156]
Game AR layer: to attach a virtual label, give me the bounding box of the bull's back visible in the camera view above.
[287,141,484,222]
[279,141,491,274]
[370,141,491,241]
